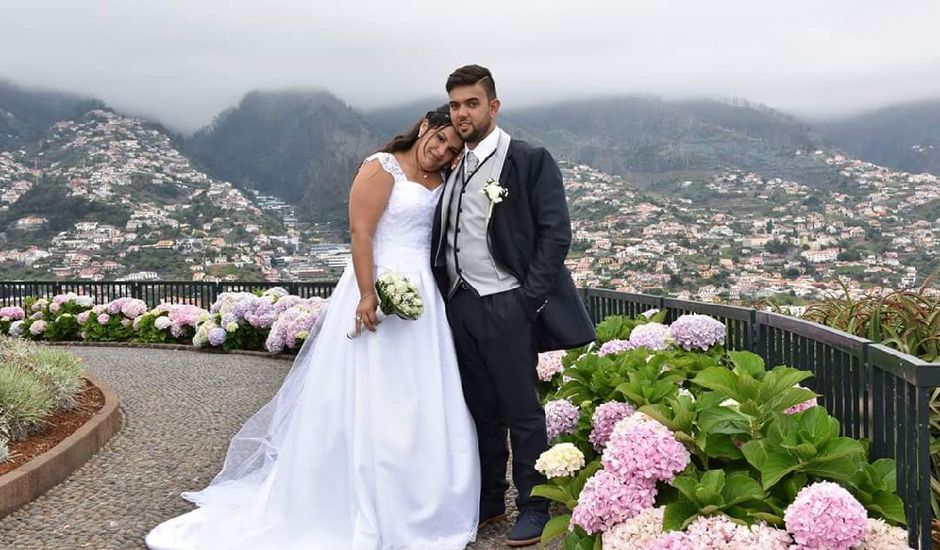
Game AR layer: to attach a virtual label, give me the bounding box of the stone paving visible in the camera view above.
[0,346,562,549]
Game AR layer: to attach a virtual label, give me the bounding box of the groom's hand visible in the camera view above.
[517,289,544,323]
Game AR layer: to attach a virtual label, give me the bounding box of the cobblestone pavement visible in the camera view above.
[0,346,562,549]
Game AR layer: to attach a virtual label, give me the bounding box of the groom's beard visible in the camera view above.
[459,118,492,145]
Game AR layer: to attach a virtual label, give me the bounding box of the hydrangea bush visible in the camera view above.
[79,297,149,342]
[134,303,209,344]
[4,288,329,356]
[198,289,283,351]
[533,312,911,550]
[18,293,94,341]
[264,297,327,354]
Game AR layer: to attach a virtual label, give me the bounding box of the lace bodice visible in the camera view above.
[364,152,443,266]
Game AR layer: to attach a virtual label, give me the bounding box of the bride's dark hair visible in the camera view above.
[377,104,452,154]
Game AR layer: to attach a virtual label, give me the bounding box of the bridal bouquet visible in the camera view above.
[347,271,423,339]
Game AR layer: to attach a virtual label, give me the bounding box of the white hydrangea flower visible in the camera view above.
[535,443,585,478]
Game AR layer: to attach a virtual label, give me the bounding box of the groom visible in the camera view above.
[431,64,596,547]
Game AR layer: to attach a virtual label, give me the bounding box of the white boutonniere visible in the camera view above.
[480,178,508,218]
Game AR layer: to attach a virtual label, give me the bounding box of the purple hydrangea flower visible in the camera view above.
[628,322,672,351]
[545,399,580,440]
[590,401,636,452]
[784,481,867,550]
[107,297,127,314]
[599,339,635,356]
[208,327,227,347]
[668,314,726,351]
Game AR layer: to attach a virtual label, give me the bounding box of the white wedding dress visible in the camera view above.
[146,153,480,550]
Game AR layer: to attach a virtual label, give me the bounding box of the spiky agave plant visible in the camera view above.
[804,273,939,361]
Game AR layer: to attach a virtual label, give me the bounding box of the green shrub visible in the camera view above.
[0,366,54,441]
[28,349,85,411]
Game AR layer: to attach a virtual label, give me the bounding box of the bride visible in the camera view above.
[146,106,480,550]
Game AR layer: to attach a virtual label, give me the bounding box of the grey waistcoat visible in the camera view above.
[441,129,519,297]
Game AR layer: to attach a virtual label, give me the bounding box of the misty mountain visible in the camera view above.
[0,80,102,149]
[814,99,940,176]
[186,90,380,223]
[503,96,843,189]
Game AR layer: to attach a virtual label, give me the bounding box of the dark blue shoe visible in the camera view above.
[506,509,550,547]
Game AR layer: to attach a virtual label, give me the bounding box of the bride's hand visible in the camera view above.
[354,292,380,335]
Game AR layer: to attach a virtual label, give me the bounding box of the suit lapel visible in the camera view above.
[434,166,460,265]
[487,138,515,229]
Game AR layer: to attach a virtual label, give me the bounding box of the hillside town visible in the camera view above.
[0,111,349,282]
[563,153,939,304]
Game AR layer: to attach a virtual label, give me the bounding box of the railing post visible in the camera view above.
[748,309,759,353]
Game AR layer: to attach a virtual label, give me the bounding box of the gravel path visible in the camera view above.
[0,345,562,549]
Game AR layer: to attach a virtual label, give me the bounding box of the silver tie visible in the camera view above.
[464,151,479,180]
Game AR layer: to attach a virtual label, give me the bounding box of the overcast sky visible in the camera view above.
[2,0,939,133]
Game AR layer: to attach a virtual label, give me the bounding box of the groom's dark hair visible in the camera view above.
[446,65,497,101]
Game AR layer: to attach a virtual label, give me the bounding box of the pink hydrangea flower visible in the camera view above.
[0,306,25,321]
[590,401,636,452]
[537,350,565,382]
[29,320,47,335]
[602,416,690,483]
[645,531,694,550]
[97,313,110,325]
[571,469,658,534]
[685,515,753,547]
[545,399,580,440]
[784,481,867,550]
[602,506,664,550]
[119,299,148,319]
[784,385,818,415]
